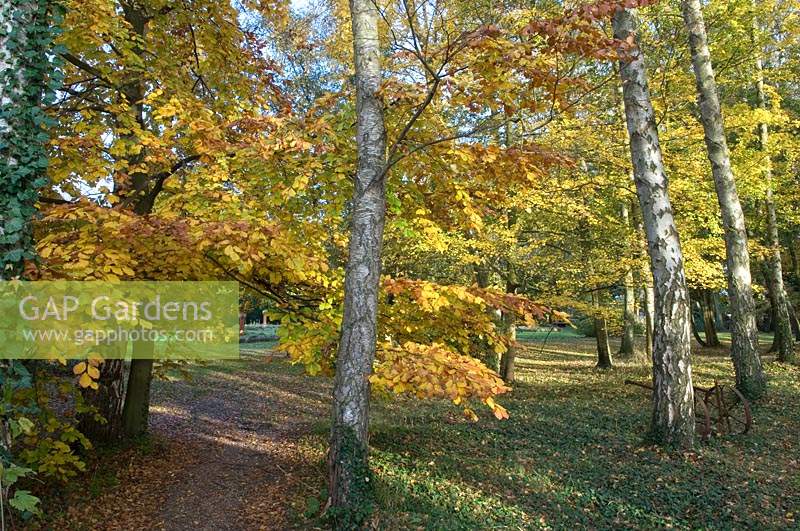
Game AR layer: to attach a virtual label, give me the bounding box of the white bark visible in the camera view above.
[329,0,388,516]
[613,7,695,448]
[681,0,766,398]
[754,47,794,362]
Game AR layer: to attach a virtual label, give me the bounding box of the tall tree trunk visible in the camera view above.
[681,0,766,398]
[499,129,517,382]
[701,289,721,346]
[499,271,517,380]
[754,44,794,363]
[328,0,387,523]
[632,200,654,359]
[614,7,695,448]
[592,290,613,369]
[644,281,654,359]
[78,345,126,442]
[788,303,800,341]
[788,238,800,286]
[500,311,516,382]
[78,2,153,442]
[121,341,155,438]
[690,295,707,348]
[88,2,158,443]
[619,204,637,358]
[594,316,613,369]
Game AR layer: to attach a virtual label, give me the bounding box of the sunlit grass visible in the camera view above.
[293,334,799,529]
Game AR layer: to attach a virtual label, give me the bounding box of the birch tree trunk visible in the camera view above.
[644,281,654,358]
[328,0,387,522]
[681,0,766,398]
[754,49,794,363]
[620,203,637,358]
[615,87,638,359]
[613,8,695,448]
[635,217,655,359]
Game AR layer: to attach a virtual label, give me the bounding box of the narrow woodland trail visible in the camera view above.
[58,351,331,530]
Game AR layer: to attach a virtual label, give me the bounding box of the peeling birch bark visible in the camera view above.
[681,0,766,397]
[613,8,695,448]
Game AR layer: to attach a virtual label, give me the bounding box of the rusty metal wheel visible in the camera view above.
[703,384,752,436]
[727,386,753,435]
[694,395,711,441]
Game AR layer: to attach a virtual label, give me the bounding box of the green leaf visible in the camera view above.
[9,490,41,515]
[2,464,34,484]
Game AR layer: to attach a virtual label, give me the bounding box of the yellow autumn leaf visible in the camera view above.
[78,372,93,388]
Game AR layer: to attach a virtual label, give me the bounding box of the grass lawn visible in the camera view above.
[290,334,800,529]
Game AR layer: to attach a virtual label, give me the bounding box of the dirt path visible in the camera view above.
[58,352,331,530]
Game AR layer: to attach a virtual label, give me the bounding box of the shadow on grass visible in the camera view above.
[364,346,800,529]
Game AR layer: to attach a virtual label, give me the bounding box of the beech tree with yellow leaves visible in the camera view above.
[3,0,800,527]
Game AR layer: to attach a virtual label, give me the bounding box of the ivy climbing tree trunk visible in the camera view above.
[0,2,60,507]
[613,7,695,448]
[681,0,766,398]
[328,0,387,524]
[754,46,794,363]
[0,0,56,279]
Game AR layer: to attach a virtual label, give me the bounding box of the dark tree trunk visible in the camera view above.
[595,316,613,369]
[499,272,517,382]
[701,289,721,346]
[122,341,155,438]
[79,351,126,443]
[614,7,695,448]
[643,272,655,360]
[328,0,387,523]
[500,313,516,382]
[788,239,800,286]
[691,297,707,348]
[788,303,800,341]
[86,3,156,442]
[682,0,766,398]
